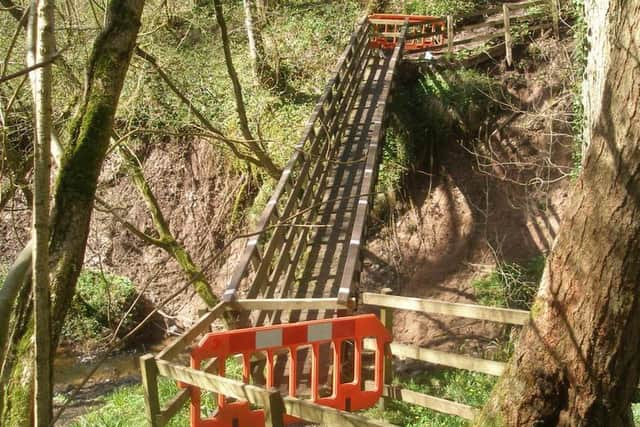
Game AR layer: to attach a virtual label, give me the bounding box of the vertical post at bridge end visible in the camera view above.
[503,4,513,68]
[378,288,394,411]
[447,15,454,54]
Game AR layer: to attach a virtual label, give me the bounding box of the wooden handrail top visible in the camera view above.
[362,292,530,325]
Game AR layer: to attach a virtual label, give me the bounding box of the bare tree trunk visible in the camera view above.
[30,0,55,423]
[213,0,281,180]
[475,1,640,425]
[242,0,269,82]
[0,1,144,423]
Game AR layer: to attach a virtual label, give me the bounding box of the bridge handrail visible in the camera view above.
[337,20,409,304]
[223,17,373,306]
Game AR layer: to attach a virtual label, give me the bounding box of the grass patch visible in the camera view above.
[62,270,139,350]
[365,368,496,426]
[69,378,207,427]
[69,358,245,425]
[472,256,545,310]
[633,403,640,425]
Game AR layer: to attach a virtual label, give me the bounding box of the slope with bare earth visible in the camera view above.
[361,35,576,363]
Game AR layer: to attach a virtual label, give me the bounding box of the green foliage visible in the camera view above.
[62,270,138,348]
[115,0,362,181]
[472,256,545,310]
[374,69,499,214]
[419,68,499,124]
[403,0,483,16]
[365,368,496,426]
[633,403,640,425]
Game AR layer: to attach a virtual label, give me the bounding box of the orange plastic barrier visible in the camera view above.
[188,314,391,426]
[368,13,447,53]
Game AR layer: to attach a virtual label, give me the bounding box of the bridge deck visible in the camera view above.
[223,20,407,330]
[286,54,392,323]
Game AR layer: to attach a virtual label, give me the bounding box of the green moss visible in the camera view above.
[530,299,544,319]
[2,331,33,426]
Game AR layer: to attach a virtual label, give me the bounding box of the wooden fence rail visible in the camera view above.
[361,291,529,422]
[429,0,560,64]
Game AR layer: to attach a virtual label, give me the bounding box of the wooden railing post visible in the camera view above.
[378,288,394,411]
[550,0,560,38]
[447,15,454,53]
[140,354,161,427]
[503,4,512,67]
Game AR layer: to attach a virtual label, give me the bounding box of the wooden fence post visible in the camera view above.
[503,4,512,67]
[378,288,394,411]
[550,0,560,38]
[265,388,286,427]
[140,354,161,427]
[447,15,454,53]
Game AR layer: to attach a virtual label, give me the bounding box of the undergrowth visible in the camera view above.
[376,68,499,208]
[62,270,139,350]
[402,0,487,16]
[472,256,545,310]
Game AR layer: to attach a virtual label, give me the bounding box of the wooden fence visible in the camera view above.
[429,0,561,65]
[141,293,531,425]
[361,292,530,420]
[141,297,393,427]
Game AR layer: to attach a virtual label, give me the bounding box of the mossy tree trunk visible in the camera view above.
[475,1,640,425]
[0,0,144,424]
[118,145,219,308]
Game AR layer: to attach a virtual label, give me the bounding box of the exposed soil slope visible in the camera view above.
[361,36,576,360]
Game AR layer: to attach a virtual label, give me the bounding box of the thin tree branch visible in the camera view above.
[0,50,62,84]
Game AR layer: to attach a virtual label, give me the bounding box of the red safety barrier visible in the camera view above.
[368,13,447,53]
[188,314,391,426]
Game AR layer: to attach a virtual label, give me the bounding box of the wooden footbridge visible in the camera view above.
[221,17,444,326]
[141,4,560,426]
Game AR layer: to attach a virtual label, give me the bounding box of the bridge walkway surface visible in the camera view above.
[222,18,410,328]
